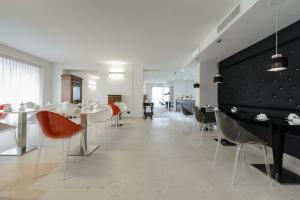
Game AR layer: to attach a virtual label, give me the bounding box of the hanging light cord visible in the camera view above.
[276,15,278,55]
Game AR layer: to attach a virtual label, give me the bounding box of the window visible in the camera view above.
[0,55,42,107]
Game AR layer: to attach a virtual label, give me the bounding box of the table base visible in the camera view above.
[68,145,99,156]
[0,145,37,156]
[252,164,300,184]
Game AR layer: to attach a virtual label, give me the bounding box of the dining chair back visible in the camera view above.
[35,111,86,179]
[36,111,82,139]
[0,122,17,148]
[0,104,11,120]
[214,111,271,185]
[88,105,113,136]
[109,103,121,128]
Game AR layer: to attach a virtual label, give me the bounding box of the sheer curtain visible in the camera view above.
[0,55,42,107]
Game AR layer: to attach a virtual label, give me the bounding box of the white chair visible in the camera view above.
[41,103,59,111]
[0,122,17,147]
[24,102,39,132]
[88,105,113,137]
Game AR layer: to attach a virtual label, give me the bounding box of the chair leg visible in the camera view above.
[80,134,87,158]
[64,137,71,180]
[103,122,107,140]
[62,140,65,160]
[12,129,17,147]
[199,124,206,147]
[34,135,45,178]
[231,144,242,185]
[242,145,247,167]
[262,144,273,185]
[193,121,197,133]
[213,134,222,167]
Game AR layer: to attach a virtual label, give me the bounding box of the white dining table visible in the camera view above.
[0,108,38,156]
[0,106,108,156]
[58,107,108,156]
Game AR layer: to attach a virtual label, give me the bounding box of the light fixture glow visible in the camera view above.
[105,61,128,65]
[109,72,125,80]
[88,75,100,80]
[88,80,97,89]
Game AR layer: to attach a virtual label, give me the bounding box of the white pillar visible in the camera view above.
[194,63,201,107]
[199,62,218,107]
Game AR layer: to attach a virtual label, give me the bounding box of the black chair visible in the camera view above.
[192,105,199,132]
[143,103,154,120]
[214,111,271,185]
[181,104,193,124]
[197,110,216,145]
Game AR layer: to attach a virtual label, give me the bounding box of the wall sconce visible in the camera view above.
[109,72,125,80]
[88,80,96,89]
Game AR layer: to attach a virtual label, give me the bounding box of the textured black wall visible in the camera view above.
[219,20,300,158]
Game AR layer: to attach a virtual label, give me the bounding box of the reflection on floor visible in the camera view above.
[0,118,300,200]
[153,105,182,118]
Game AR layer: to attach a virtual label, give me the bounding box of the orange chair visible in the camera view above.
[0,104,11,120]
[108,103,121,128]
[35,111,87,179]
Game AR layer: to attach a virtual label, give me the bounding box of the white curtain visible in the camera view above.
[0,55,42,108]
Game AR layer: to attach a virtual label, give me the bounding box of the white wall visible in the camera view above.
[194,63,200,106]
[173,80,195,100]
[199,62,218,107]
[51,63,144,117]
[0,43,53,104]
[144,83,174,101]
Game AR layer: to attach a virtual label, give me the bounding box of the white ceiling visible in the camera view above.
[143,62,197,83]
[197,0,300,64]
[0,0,238,69]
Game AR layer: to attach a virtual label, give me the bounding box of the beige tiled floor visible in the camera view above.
[0,117,300,200]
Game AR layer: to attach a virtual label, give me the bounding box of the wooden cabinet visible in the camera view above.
[61,74,83,104]
[108,95,122,104]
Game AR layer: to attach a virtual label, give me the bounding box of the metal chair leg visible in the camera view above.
[62,140,65,160]
[80,134,87,158]
[64,137,71,180]
[262,144,273,185]
[193,120,197,133]
[231,144,242,185]
[199,124,206,147]
[12,129,17,147]
[34,135,45,178]
[213,134,222,167]
[242,145,247,167]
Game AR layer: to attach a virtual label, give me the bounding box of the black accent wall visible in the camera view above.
[219,20,300,159]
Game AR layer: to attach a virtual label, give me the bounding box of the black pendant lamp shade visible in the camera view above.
[193,82,200,88]
[267,16,288,72]
[267,54,288,72]
[213,74,223,84]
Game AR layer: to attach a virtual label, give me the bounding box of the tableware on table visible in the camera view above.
[288,113,300,120]
[213,107,219,111]
[256,113,268,121]
[88,104,94,111]
[231,107,238,113]
[34,104,40,110]
[73,107,81,113]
